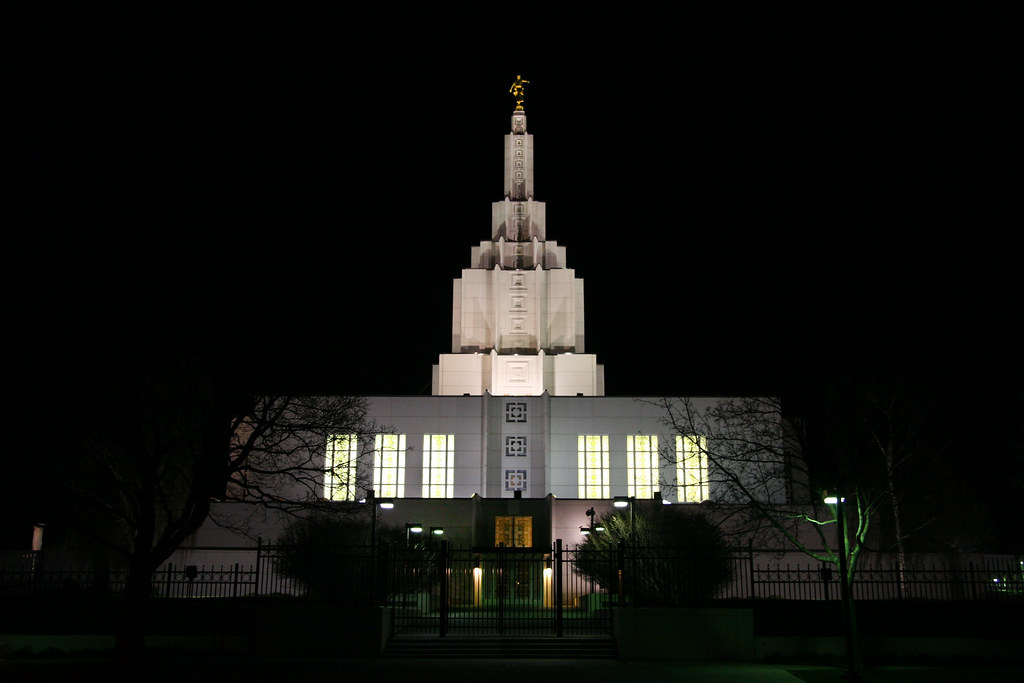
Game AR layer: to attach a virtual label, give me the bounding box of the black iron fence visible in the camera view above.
[2,544,1020,606]
[384,541,615,635]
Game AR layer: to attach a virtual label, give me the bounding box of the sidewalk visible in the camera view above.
[2,657,1023,683]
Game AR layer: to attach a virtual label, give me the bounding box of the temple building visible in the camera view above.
[190,78,774,554]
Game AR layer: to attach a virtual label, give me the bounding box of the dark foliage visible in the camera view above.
[274,512,437,602]
[573,504,732,606]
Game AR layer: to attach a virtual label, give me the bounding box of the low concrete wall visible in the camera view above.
[0,597,388,657]
[756,636,1024,665]
[613,606,1024,665]
[614,607,755,661]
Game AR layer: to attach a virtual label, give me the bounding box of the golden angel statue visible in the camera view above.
[509,75,530,110]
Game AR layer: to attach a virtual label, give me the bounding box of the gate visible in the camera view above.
[386,540,614,636]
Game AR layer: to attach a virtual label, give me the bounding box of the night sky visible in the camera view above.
[7,12,1020,546]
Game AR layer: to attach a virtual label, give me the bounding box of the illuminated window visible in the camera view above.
[422,434,454,498]
[676,435,709,503]
[325,434,358,501]
[626,435,659,499]
[577,435,610,499]
[374,434,406,498]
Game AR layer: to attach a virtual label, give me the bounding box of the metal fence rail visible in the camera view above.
[385,541,614,636]
[2,545,1020,606]
[749,558,1024,602]
[154,563,257,598]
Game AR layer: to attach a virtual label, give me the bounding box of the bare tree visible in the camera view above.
[209,394,384,536]
[825,372,939,589]
[59,355,379,656]
[653,395,878,582]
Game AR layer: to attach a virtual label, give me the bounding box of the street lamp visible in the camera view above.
[582,507,605,536]
[825,492,862,677]
[364,490,394,550]
[613,496,635,540]
[406,522,423,546]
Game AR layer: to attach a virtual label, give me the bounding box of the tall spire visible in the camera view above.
[431,82,604,396]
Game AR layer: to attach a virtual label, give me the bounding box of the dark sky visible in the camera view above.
[14,17,1016,398]
[7,12,1020,545]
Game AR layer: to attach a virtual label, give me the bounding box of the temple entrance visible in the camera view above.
[386,541,613,637]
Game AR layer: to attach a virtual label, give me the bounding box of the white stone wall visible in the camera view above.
[504,126,533,199]
[434,351,604,397]
[359,395,746,501]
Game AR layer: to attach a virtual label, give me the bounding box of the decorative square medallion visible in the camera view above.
[505,435,528,457]
[504,470,527,491]
[505,402,527,423]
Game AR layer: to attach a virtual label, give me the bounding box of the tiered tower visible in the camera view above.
[432,77,604,396]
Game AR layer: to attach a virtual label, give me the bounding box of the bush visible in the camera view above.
[573,504,732,606]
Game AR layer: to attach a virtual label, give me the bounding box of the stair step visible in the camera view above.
[383,637,618,659]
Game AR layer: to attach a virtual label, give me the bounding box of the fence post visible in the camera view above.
[380,543,390,609]
[554,539,563,637]
[747,539,755,600]
[497,543,506,635]
[438,540,449,637]
[254,538,262,597]
[617,541,625,609]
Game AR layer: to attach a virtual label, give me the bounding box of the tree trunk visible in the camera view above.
[116,557,153,659]
[886,445,908,593]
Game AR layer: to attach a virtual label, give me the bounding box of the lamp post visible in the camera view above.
[582,507,606,537]
[365,490,394,549]
[406,523,423,547]
[825,493,862,677]
[613,496,635,540]
[367,490,377,549]
[365,491,392,606]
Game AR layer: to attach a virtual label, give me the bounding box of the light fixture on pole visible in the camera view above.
[406,522,423,546]
[825,491,862,677]
[613,496,635,540]
[365,491,395,550]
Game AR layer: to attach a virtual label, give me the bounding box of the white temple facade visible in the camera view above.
[186,82,784,555]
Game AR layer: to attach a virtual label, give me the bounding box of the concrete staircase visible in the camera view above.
[383,635,618,659]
